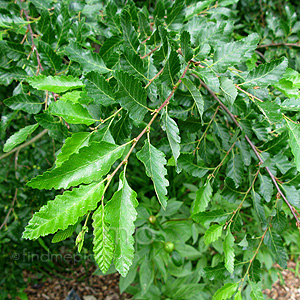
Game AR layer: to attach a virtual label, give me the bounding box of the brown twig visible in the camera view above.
[145,67,164,89]
[140,45,160,59]
[257,42,300,49]
[199,79,300,226]
[0,188,18,231]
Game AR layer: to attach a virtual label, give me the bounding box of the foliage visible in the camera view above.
[1,0,300,299]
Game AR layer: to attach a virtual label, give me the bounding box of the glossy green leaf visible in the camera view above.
[249,280,265,300]
[3,123,39,152]
[177,154,210,178]
[161,50,180,86]
[51,223,78,243]
[27,75,84,93]
[180,30,193,62]
[286,118,300,171]
[212,282,239,300]
[192,210,229,228]
[223,226,235,274]
[0,66,27,86]
[192,181,212,215]
[105,172,138,277]
[106,1,122,35]
[4,94,42,114]
[121,9,139,54]
[38,41,62,72]
[204,224,223,245]
[140,259,154,295]
[27,142,125,190]
[166,0,185,31]
[255,101,282,124]
[137,139,169,209]
[220,77,237,106]
[23,182,104,239]
[114,70,148,121]
[226,153,243,188]
[258,174,273,203]
[281,98,300,111]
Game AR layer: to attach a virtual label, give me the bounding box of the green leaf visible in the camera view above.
[38,41,62,72]
[240,57,288,88]
[0,13,28,28]
[27,142,125,190]
[138,10,151,41]
[161,111,181,165]
[23,182,104,239]
[255,101,282,124]
[106,1,122,35]
[220,77,237,106]
[281,98,300,111]
[140,259,154,295]
[223,226,235,274]
[99,35,123,62]
[272,209,287,232]
[258,174,273,203]
[166,0,185,31]
[4,94,42,114]
[0,66,27,86]
[192,181,213,215]
[114,70,148,121]
[48,100,95,125]
[202,263,227,280]
[252,192,267,225]
[55,132,91,167]
[250,281,265,300]
[85,71,115,106]
[212,282,239,300]
[105,172,138,277]
[137,139,169,209]
[112,112,132,145]
[180,30,193,62]
[93,205,114,274]
[204,224,223,245]
[264,229,288,269]
[3,123,39,152]
[27,75,84,93]
[181,77,204,118]
[234,291,242,300]
[286,118,300,171]
[121,9,139,54]
[51,223,78,243]
[193,67,220,93]
[210,33,259,72]
[226,153,243,188]
[2,41,26,61]
[192,210,228,228]
[161,50,180,86]
[177,154,210,178]
[65,41,111,74]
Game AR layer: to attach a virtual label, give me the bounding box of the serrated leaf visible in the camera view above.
[274,153,292,174]
[2,41,26,61]
[249,259,261,282]
[38,41,62,72]
[85,71,115,106]
[226,153,243,188]
[240,57,288,88]
[181,77,204,118]
[255,101,282,124]
[166,0,185,31]
[114,70,148,121]
[220,77,237,106]
[52,223,78,243]
[234,291,242,300]
[192,67,220,93]
[93,205,114,274]
[55,132,91,167]
[271,209,287,232]
[237,139,251,166]
[202,263,226,280]
[204,224,223,245]
[223,226,235,273]
[105,172,138,277]
[281,98,300,111]
[280,184,300,208]
[192,181,213,215]
[249,281,265,300]
[106,1,122,35]
[137,139,169,209]
[28,142,125,190]
[121,9,139,54]
[161,50,180,86]
[212,282,239,300]
[112,113,132,145]
[66,41,110,74]
[27,75,84,93]
[54,6,71,50]
[264,229,287,269]
[252,123,268,141]
[210,33,259,72]
[4,94,42,114]
[192,210,229,228]
[0,13,28,28]
[23,182,104,239]
[252,192,267,225]
[48,100,95,125]
[0,66,27,86]
[178,154,210,178]
[99,36,123,62]
[180,31,193,62]
[286,118,300,171]
[138,10,151,41]
[3,123,39,152]
[258,174,273,203]
[161,111,181,164]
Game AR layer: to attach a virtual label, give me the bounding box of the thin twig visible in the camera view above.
[145,67,164,89]
[235,85,264,102]
[0,129,48,161]
[0,188,18,231]
[199,79,300,226]
[257,42,300,48]
[140,45,160,59]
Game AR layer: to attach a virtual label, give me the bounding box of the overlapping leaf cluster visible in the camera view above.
[1,0,300,299]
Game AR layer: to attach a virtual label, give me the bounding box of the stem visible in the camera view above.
[141,45,160,59]
[0,129,48,161]
[145,67,164,89]
[257,42,300,48]
[235,85,264,102]
[0,188,18,231]
[199,79,300,226]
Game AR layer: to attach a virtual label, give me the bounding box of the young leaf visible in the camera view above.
[27,75,84,93]
[161,111,181,165]
[204,224,223,245]
[3,123,39,152]
[51,223,78,243]
[85,71,115,106]
[48,100,95,125]
[4,94,42,114]
[192,181,213,215]
[181,77,204,118]
[249,280,265,300]
[93,205,114,274]
[240,57,288,88]
[65,41,111,74]
[105,172,138,277]
[114,70,148,121]
[212,282,239,300]
[23,182,104,240]
[136,139,169,209]
[223,226,235,274]
[27,142,125,190]
[286,118,300,171]
[234,291,242,300]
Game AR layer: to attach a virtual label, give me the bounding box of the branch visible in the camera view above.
[0,188,18,231]
[257,42,300,49]
[140,45,160,59]
[199,79,300,226]
[0,129,48,161]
